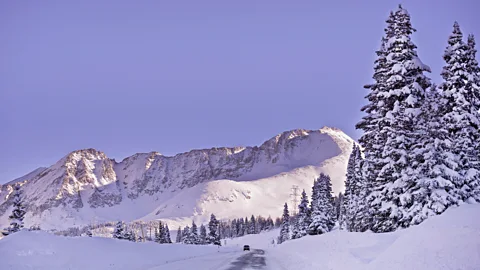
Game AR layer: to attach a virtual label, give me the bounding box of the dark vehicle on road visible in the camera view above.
[243,245,250,251]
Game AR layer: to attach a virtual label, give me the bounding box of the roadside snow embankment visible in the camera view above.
[0,232,237,270]
[269,204,480,270]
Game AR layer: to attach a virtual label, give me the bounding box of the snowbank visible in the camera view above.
[0,232,237,270]
[1,204,478,269]
[269,204,480,270]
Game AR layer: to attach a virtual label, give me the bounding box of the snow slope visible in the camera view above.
[228,204,480,270]
[1,204,478,270]
[4,167,47,186]
[0,127,356,230]
[0,232,240,270]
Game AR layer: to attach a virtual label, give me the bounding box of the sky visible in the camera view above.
[1,0,478,183]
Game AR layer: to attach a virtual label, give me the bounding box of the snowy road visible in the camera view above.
[146,249,275,270]
[225,249,267,270]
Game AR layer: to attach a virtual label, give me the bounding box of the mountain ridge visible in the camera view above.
[0,126,355,229]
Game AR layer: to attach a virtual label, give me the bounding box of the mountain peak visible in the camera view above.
[64,148,108,162]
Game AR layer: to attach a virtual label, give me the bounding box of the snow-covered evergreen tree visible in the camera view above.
[182,226,192,244]
[466,34,480,200]
[244,217,249,235]
[366,5,432,232]
[199,224,207,244]
[402,83,460,226]
[2,185,26,236]
[124,229,136,242]
[266,216,274,230]
[176,226,183,243]
[439,22,480,203]
[164,224,172,243]
[238,218,244,237]
[155,222,166,243]
[291,189,310,239]
[308,173,335,234]
[343,143,358,231]
[249,215,256,234]
[274,217,282,228]
[86,230,93,237]
[190,221,199,244]
[278,203,290,244]
[207,214,221,245]
[351,147,368,232]
[112,221,125,240]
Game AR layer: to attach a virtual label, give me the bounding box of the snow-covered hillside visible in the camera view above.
[0,127,355,230]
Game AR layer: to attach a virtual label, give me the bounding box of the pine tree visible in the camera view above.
[249,215,256,234]
[266,216,274,230]
[402,84,460,226]
[274,217,282,228]
[366,5,432,232]
[308,174,335,234]
[439,22,480,203]
[207,214,221,245]
[351,147,368,232]
[291,189,310,239]
[238,218,245,236]
[112,221,125,239]
[343,143,358,231]
[155,222,165,243]
[182,226,192,244]
[278,203,290,244]
[190,221,199,244]
[164,224,172,243]
[468,34,480,201]
[199,224,207,244]
[244,217,249,235]
[176,226,183,243]
[2,185,26,236]
[356,34,393,233]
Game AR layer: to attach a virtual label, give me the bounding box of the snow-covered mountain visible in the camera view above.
[0,127,355,230]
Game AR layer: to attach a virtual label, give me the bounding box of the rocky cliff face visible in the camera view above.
[0,127,355,229]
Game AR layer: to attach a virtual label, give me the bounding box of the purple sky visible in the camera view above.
[1,0,478,183]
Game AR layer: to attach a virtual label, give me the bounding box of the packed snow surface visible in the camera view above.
[0,204,478,269]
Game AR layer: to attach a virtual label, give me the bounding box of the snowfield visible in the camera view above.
[0,231,241,270]
[1,204,479,270]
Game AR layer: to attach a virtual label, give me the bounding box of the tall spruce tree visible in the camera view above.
[199,224,207,244]
[366,5,432,232]
[2,185,26,236]
[207,214,221,245]
[320,173,336,230]
[404,84,460,226]
[190,221,199,244]
[278,202,290,244]
[249,215,256,234]
[439,22,480,203]
[292,189,310,239]
[176,226,183,243]
[112,221,125,239]
[351,147,367,232]
[467,34,480,201]
[182,226,192,244]
[343,143,358,231]
[156,222,165,243]
[164,224,172,243]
